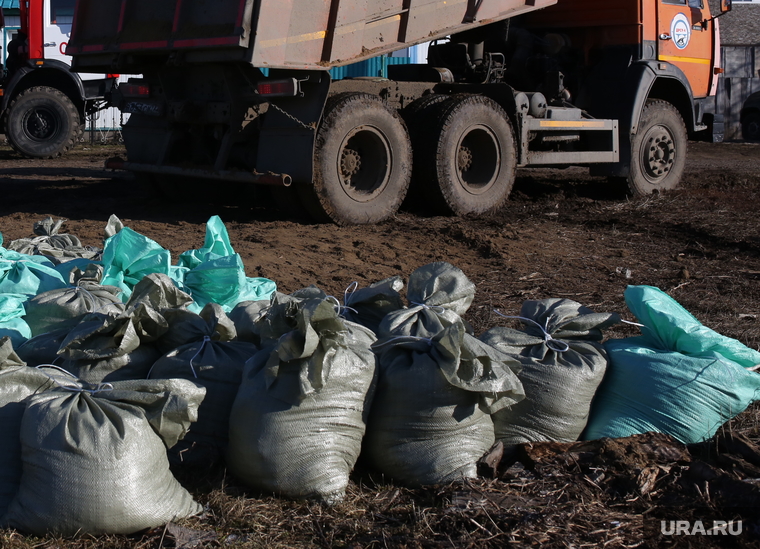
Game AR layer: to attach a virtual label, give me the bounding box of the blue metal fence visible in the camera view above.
[329,55,411,80]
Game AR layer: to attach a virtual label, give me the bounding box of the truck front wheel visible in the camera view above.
[305,92,412,225]
[4,86,83,159]
[627,100,687,196]
[430,95,516,216]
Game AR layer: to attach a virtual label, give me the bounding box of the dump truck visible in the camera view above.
[66,0,731,224]
[0,0,117,158]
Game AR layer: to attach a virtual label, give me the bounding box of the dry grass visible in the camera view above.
[3,403,759,548]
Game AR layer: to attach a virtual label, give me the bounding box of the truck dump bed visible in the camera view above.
[68,0,556,72]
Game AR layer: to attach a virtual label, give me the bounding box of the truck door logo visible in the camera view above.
[671,13,691,50]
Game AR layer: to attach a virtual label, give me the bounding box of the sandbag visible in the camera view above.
[2,376,206,536]
[227,293,377,504]
[148,314,257,465]
[52,274,182,383]
[363,321,524,487]
[228,299,271,346]
[6,218,101,265]
[583,285,760,444]
[157,301,237,354]
[124,271,194,312]
[15,328,71,366]
[23,281,123,337]
[378,262,476,339]
[338,277,405,335]
[54,258,104,282]
[481,299,620,445]
[0,340,61,518]
[56,308,163,383]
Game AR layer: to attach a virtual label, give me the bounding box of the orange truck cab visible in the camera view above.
[517,0,725,190]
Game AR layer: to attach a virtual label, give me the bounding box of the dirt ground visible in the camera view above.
[2,139,759,345]
[2,138,760,547]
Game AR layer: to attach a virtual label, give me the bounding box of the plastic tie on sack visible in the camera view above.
[494,309,570,353]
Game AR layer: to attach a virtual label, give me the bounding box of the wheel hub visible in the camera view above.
[335,125,392,203]
[340,149,362,178]
[454,125,500,194]
[24,109,57,141]
[644,130,675,179]
[457,146,473,172]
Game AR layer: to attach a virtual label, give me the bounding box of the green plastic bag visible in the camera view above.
[100,226,172,302]
[583,285,760,444]
[0,247,57,267]
[177,215,236,269]
[173,216,276,312]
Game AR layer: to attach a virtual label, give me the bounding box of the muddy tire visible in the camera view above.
[400,93,452,212]
[626,100,687,196]
[426,94,516,216]
[3,86,82,159]
[305,92,412,225]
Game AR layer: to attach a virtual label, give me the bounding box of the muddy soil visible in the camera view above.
[2,140,759,343]
[1,138,760,548]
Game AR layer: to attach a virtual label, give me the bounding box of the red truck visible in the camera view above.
[66,0,731,224]
[0,0,117,158]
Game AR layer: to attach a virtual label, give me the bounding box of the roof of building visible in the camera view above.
[0,0,19,10]
[719,4,760,46]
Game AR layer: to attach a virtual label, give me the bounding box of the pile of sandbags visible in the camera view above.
[0,215,280,536]
[2,209,759,538]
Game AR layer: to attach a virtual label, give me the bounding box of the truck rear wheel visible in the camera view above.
[400,93,451,212]
[305,92,412,225]
[429,95,516,216]
[742,111,760,141]
[626,100,686,196]
[4,86,82,159]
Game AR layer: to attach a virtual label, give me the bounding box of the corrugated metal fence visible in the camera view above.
[715,45,760,141]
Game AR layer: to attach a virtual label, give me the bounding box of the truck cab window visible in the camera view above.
[663,0,687,4]
[50,0,76,24]
[688,0,703,7]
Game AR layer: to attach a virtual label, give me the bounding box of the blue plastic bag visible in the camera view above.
[0,259,67,298]
[0,294,32,347]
